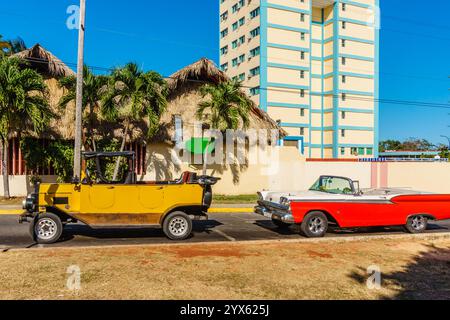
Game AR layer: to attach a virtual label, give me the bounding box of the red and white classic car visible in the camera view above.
[255,175,450,238]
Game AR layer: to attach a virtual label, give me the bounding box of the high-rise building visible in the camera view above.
[219,0,379,158]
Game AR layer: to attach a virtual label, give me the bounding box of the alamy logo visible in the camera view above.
[66,5,80,30]
[366,265,382,290]
[66,265,81,291]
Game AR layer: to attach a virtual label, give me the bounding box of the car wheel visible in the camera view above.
[163,211,192,240]
[272,219,290,229]
[32,213,63,244]
[300,211,328,238]
[404,215,428,234]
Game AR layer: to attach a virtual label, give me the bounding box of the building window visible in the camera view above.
[232,4,238,13]
[301,32,305,41]
[239,0,245,7]
[239,35,245,44]
[232,21,238,31]
[250,46,260,57]
[340,147,345,156]
[220,63,228,71]
[250,27,260,38]
[341,129,346,137]
[250,7,260,19]
[358,147,365,155]
[250,86,260,96]
[220,11,228,22]
[238,54,245,63]
[300,89,305,97]
[300,108,305,117]
[341,111,346,119]
[342,75,346,83]
[351,147,358,155]
[342,93,346,101]
[220,28,228,38]
[342,21,346,29]
[300,70,305,78]
[232,58,238,67]
[239,73,245,81]
[342,57,346,65]
[342,3,346,11]
[239,17,245,26]
[300,13,305,22]
[341,39,346,47]
[232,40,238,49]
[250,66,260,76]
[300,127,305,135]
[366,148,373,155]
[220,46,228,55]
[300,51,305,60]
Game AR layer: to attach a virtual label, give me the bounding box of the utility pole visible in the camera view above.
[73,0,86,180]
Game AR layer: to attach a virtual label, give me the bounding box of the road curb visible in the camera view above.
[4,231,450,253]
[0,210,23,215]
[208,208,253,213]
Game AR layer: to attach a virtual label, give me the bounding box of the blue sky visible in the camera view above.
[1,0,449,145]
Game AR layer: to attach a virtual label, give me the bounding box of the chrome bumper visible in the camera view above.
[254,200,295,224]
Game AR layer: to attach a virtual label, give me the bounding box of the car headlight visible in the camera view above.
[280,197,290,208]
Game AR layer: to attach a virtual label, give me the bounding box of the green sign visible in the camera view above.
[185,138,215,155]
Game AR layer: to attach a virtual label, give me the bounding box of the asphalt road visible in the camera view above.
[0,213,449,250]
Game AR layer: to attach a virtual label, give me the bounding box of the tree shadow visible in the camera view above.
[348,245,450,300]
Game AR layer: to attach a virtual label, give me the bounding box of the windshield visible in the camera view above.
[309,176,354,195]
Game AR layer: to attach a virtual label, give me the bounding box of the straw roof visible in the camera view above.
[12,50,284,143]
[13,44,75,78]
[165,58,285,135]
[167,58,229,92]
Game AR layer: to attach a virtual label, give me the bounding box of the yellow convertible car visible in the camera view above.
[20,151,219,244]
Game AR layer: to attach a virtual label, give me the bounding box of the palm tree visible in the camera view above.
[101,63,168,180]
[0,57,52,198]
[59,65,108,151]
[196,80,252,175]
[7,37,27,55]
[0,35,11,54]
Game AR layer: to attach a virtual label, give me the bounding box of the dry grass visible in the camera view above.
[0,237,449,300]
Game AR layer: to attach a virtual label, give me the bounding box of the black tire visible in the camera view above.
[162,211,192,240]
[300,211,328,238]
[32,213,63,244]
[272,219,290,229]
[404,215,428,234]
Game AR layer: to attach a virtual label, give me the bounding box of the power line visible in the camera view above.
[19,56,450,110]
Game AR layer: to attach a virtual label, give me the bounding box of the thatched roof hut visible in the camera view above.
[12,46,284,143]
[155,58,285,143]
[13,44,75,78]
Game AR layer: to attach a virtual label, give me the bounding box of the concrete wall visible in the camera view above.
[3,158,450,197]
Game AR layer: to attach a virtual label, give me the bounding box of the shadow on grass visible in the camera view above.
[348,245,450,300]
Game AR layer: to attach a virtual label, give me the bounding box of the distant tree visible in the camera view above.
[379,138,436,152]
[379,140,402,152]
[7,37,27,54]
[0,35,11,54]
[59,65,109,151]
[0,57,52,198]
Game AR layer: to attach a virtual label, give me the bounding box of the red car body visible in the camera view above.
[290,194,450,228]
